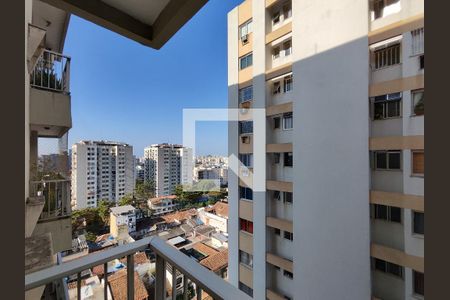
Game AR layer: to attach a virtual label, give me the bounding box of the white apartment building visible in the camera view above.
[195,167,229,186]
[110,205,137,237]
[228,1,424,299]
[144,143,193,197]
[71,141,135,209]
[148,195,179,216]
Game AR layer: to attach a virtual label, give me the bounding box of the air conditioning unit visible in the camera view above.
[241,34,249,44]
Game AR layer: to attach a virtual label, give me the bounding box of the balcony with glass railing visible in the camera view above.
[25,236,252,300]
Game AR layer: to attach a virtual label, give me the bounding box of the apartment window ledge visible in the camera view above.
[372,116,403,121]
[411,233,424,239]
[409,53,424,58]
[240,230,253,237]
[240,198,253,203]
[371,269,405,281]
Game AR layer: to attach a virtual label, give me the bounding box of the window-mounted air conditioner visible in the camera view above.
[241,34,249,44]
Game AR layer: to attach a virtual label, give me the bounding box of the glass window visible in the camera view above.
[412,89,424,116]
[373,204,401,223]
[284,231,293,241]
[272,12,280,25]
[274,228,281,235]
[284,40,292,56]
[273,81,281,94]
[411,28,424,55]
[388,151,401,169]
[273,190,281,201]
[239,154,253,167]
[273,46,280,59]
[283,3,292,19]
[372,258,403,278]
[239,250,253,268]
[240,186,253,200]
[239,20,253,38]
[284,192,293,204]
[413,211,424,235]
[273,153,280,164]
[284,152,293,167]
[372,93,402,120]
[239,53,253,69]
[284,75,293,92]
[239,282,253,297]
[413,271,424,296]
[239,121,253,134]
[240,218,253,234]
[283,112,293,129]
[374,43,401,69]
[283,270,293,279]
[374,151,401,170]
[239,86,253,103]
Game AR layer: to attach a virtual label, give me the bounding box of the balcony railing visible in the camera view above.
[25,236,252,300]
[30,179,71,221]
[30,49,71,94]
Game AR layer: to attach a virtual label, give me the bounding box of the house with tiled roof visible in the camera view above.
[148,195,179,216]
[199,249,228,279]
[108,269,148,300]
[198,202,228,234]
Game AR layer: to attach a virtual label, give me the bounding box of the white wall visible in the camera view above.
[292,0,371,299]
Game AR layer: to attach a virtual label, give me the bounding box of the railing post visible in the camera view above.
[103,262,108,300]
[127,255,134,300]
[196,284,202,300]
[76,272,81,300]
[155,254,166,300]
[183,275,188,300]
[172,265,177,300]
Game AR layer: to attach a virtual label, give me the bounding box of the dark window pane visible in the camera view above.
[387,262,403,278]
[374,204,388,220]
[274,117,281,129]
[376,152,387,169]
[274,228,280,235]
[413,212,424,235]
[390,207,402,223]
[284,152,293,167]
[375,258,386,272]
[387,100,401,117]
[388,152,401,169]
[284,192,293,204]
[374,102,384,120]
[414,271,424,296]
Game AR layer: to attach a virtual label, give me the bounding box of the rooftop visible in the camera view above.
[193,243,219,258]
[108,269,148,300]
[200,250,228,273]
[161,208,198,224]
[110,205,136,215]
[206,202,229,218]
[148,195,177,204]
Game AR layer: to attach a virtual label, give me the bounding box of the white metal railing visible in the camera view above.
[30,179,71,221]
[30,49,71,93]
[25,236,252,300]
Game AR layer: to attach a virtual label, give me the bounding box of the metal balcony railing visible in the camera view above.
[30,179,71,221]
[25,236,252,300]
[30,49,71,93]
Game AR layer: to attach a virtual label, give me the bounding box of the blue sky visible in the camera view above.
[40,0,242,157]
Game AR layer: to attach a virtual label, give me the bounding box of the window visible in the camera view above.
[239,19,252,39]
[372,92,402,120]
[284,192,293,204]
[240,186,253,200]
[284,152,293,167]
[274,117,281,129]
[273,153,280,164]
[411,28,424,55]
[274,228,281,235]
[284,40,292,56]
[241,135,251,144]
[273,190,281,201]
[413,271,424,296]
[413,211,424,235]
[283,3,292,19]
[372,258,404,278]
[284,231,293,241]
[273,46,280,59]
[372,0,401,20]
[372,204,401,223]
[284,75,293,92]
[273,81,281,95]
[283,270,293,279]
[272,12,280,25]
[239,121,253,134]
[283,112,293,129]
[239,154,253,167]
[240,218,253,234]
[374,43,401,69]
[239,250,253,268]
[239,282,253,297]
[412,150,424,175]
[239,86,253,103]
[374,151,401,170]
[239,53,253,69]
[411,89,424,116]
[419,54,424,69]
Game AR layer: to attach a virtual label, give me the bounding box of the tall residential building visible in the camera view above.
[71,141,135,209]
[228,1,424,299]
[144,143,193,197]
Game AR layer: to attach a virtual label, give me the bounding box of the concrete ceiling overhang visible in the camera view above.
[39,0,209,49]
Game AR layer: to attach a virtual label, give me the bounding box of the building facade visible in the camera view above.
[148,195,179,216]
[110,205,137,237]
[227,0,424,299]
[71,141,135,209]
[144,143,193,196]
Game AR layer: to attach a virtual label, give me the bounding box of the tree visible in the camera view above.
[97,200,114,223]
[118,194,134,206]
[135,181,155,200]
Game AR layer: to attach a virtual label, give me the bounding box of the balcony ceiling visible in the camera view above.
[39,0,209,49]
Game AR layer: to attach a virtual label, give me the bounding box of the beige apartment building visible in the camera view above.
[228,0,424,299]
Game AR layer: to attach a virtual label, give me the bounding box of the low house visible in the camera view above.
[199,202,229,234]
[148,195,178,216]
[200,249,228,279]
[110,205,137,237]
[108,269,149,300]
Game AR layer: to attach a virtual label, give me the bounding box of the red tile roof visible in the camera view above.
[193,243,219,257]
[161,208,197,223]
[200,249,228,272]
[119,252,149,265]
[108,269,148,300]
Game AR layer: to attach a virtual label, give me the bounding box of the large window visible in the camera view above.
[411,28,424,56]
[239,85,253,103]
[273,116,281,129]
[412,150,424,175]
[372,258,404,278]
[413,211,424,235]
[374,151,401,170]
[239,282,253,297]
[239,121,253,134]
[239,53,253,70]
[272,74,292,95]
[374,43,401,69]
[284,152,293,167]
[240,186,253,200]
[239,154,253,167]
[373,92,402,120]
[284,231,293,241]
[411,89,424,116]
[282,112,293,130]
[372,0,401,20]
[239,250,253,268]
[284,74,293,92]
[284,192,293,204]
[372,204,401,223]
[239,19,252,39]
[413,271,424,296]
[240,218,253,234]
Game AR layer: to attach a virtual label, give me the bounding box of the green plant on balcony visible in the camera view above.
[32,60,63,90]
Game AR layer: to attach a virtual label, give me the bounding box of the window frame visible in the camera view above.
[412,211,424,236]
[240,218,254,234]
[239,19,253,39]
[283,192,293,204]
[372,257,404,279]
[239,85,253,104]
[282,112,293,130]
[411,89,424,117]
[374,150,402,171]
[273,81,281,95]
[284,152,293,167]
[411,28,424,56]
[372,92,402,120]
[372,204,402,224]
[239,53,253,70]
[239,250,253,269]
[413,271,424,296]
[273,116,281,129]
[411,150,424,176]
[373,42,401,70]
[284,74,293,93]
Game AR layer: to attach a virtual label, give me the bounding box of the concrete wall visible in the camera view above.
[33,217,72,253]
[372,270,405,300]
[292,0,371,299]
[371,219,405,250]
